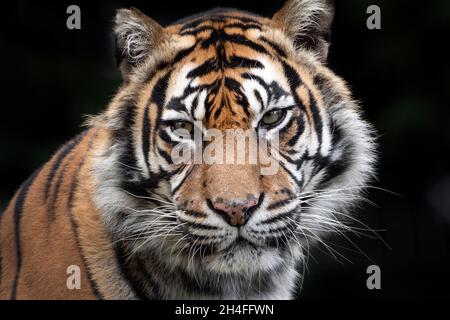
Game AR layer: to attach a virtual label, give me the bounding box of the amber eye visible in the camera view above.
[260,109,287,128]
[171,121,194,135]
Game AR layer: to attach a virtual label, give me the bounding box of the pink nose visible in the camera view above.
[210,197,260,226]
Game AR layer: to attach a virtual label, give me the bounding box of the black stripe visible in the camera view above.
[121,175,162,199]
[225,34,269,55]
[142,105,151,167]
[166,97,189,113]
[259,37,288,58]
[279,150,299,165]
[308,90,323,149]
[152,72,172,121]
[313,74,342,106]
[113,244,165,300]
[113,244,150,300]
[226,55,264,69]
[267,197,296,211]
[157,147,173,165]
[187,58,216,78]
[254,89,264,110]
[252,221,297,237]
[282,60,303,92]
[179,12,261,32]
[281,61,309,137]
[158,129,174,145]
[287,114,306,146]
[150,71,173,170]
[144,46,195,83]
[268,81,290,101]
[279,113,296,136]
[47,133,87,221]
[185,54,263,73]
[257,209,296,226]
[279,161,303,188]
[11,168,41,300]
[225,22,262,31]
[44,132,86,200]
[115,95,140,182]
[241,72,270,93]
[171,167,194,196]
[199,30,270,56]
[134,253,164,299]
[266,235,291,250]
[224,77,250,117]
[48,163,68,222]
[183,210,208,219]
[191,94,200,119]
[179,218,218,230]
[316,124,351,189]
[66,134,104,300]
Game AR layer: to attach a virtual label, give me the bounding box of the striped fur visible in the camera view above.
[0,0,376,300]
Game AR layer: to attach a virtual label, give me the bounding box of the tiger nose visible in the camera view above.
[207,195,263,226]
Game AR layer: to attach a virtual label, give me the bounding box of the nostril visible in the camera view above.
[207,199,232,225]
[243,193,264,219]
[243,201,257,216]
[207,193,264,227]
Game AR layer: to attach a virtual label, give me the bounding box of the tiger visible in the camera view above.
[0,0,376,300]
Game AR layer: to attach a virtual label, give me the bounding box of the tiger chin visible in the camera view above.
[0,0,376,300]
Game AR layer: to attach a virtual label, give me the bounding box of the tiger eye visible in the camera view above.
[260,109,286,127]
[172,121,194,134]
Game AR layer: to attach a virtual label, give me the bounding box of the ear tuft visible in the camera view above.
[114,8,164,79]
[272,0,335,61]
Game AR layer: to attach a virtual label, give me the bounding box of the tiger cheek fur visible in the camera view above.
[1,0,376,300]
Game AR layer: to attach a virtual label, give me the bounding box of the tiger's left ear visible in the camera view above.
[272,0,335,61]
[114,8,166,80]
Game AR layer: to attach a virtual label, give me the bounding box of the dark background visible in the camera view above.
[3,0,450,299]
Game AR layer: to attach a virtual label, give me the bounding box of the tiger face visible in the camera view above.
[156,31,324,274]
[93,0,375,286]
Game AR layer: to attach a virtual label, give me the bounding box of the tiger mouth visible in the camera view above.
[224,235,257,252]
[186,232,286,260]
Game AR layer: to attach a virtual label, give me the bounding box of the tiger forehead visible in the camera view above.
[162,13,295,129]
[166,57,293,130]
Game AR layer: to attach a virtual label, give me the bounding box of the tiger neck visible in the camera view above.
[113,241,299,300]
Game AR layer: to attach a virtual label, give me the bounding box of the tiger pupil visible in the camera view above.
[174,121,193,133]
[262,110,284,126]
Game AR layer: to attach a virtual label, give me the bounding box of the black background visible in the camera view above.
[2,0,450,299]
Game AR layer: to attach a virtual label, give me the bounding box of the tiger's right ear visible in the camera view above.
[114,8,165,80]
[272,0,334,62]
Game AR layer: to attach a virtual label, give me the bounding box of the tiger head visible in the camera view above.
[92,0,376,284]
